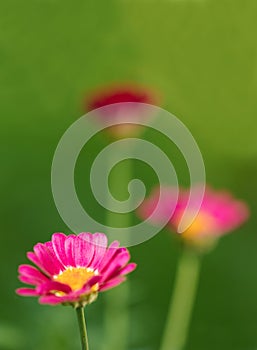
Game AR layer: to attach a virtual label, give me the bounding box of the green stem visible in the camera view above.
[76,306,89,350]
[102,283,130,350]
[101,151,132,350]
[160,248,201,350]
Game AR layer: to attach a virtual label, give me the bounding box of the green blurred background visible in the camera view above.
[1,0,257,349]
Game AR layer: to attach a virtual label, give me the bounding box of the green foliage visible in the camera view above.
[1,1,257,349]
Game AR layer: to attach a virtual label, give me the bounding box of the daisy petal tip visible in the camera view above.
[15,288,38,296]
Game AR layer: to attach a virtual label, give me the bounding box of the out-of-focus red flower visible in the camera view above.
[84,83,159,138]
[87,84,156,110]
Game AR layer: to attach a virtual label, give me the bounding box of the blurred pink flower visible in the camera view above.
[84,83,159,138]
[16,232,136,307]
[138,185,249,248]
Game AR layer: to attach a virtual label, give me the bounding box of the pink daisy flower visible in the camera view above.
[84,83,159,138]
[16,232,136,307]
[138,185,249,248]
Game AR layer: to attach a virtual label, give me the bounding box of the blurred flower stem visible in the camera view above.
[160,248,201,350]
[102,150,132,350]
[76,306,89,350]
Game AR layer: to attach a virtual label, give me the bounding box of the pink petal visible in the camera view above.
[39,288,93,304]
[51,233,70,267]
[90,233,108,268]
[99,246,124,274]
[33,243,63,276]
[119,263,137,276]
[91,232,108,249]
[63,276,101,299]
[80,232,108,269]
[99,277,126,292]
[45,241,66,269]
[64,235,76,267]
[137,186,178,223]
[18,275,43,286]
[74,234,95,267]
[18,264,49,285]
[101,249,130,281]
[16,288,39,296]
[80,275,101,292]
[97,241,120,272]
[39,294,76,305]
[36,281,72,294]
[27,252,48,275]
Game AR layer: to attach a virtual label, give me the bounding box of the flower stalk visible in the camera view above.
[76,306,89,350]
[102,150,133,350]
[160,248,201,350]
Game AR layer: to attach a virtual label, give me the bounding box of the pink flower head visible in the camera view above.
[85,83,159,138]
[138,185,249,248]
[16,232,136,307]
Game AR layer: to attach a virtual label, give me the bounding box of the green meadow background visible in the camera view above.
[1,0,257,349]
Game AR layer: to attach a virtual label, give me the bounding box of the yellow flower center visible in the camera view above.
[182,212,214,238]
[53,267,98,292]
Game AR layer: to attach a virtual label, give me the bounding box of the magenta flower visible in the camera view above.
[84,83,159,138]
[16,232,136,307]
[138,185,249,247]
